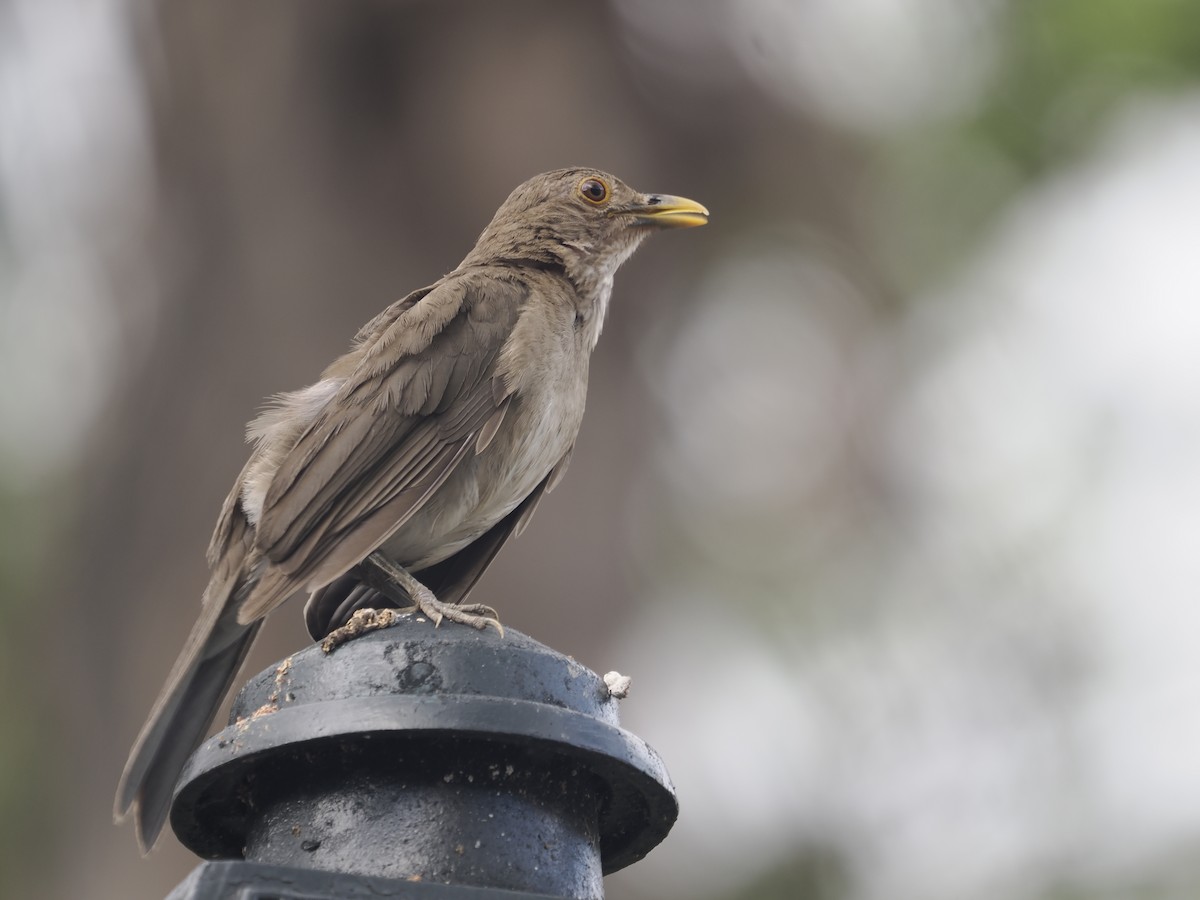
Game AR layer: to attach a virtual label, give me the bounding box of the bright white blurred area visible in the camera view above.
[615,0,1000,132]
[0,0,151,488]
[619,93,1200,899]
[728,0,1000,132]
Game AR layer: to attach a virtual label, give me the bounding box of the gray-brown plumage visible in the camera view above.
[114,168,707,851]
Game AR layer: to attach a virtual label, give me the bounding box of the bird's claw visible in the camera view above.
[414,593,504,636]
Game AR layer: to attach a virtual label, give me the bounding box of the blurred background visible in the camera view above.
[3,1,1200,898]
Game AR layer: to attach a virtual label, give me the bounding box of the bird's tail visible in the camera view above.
[114,556,262,852]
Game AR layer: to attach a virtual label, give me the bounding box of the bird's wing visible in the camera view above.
[238,269,528,620]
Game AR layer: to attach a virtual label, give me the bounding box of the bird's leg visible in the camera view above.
[350,549,504,628]
[322,554,503,651]
[365,551,503,635]
[357,557,422,610]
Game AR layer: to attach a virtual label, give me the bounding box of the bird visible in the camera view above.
[114,167,708,851]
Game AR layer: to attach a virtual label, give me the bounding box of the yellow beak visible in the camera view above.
[625,194,710,228]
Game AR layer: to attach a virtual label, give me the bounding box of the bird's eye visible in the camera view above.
[579,178,609,205]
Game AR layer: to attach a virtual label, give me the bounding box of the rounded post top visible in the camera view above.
[171,614,677,883]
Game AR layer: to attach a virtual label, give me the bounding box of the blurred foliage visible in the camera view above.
[876,0,1200,286]
[716,845,850,900]
[989,0,1200,171]
[0,488,57,900]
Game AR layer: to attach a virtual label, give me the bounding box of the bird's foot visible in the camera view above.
[363,550,504,637]
[413,591,504,636]
[321,607,399,653]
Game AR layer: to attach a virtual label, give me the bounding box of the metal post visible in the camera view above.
[165,615,677,900]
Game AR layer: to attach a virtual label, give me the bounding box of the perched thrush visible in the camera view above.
[114,167,707,851]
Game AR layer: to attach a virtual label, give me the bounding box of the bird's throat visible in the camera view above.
[562,233,645,350]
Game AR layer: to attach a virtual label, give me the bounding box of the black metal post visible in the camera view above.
[165,614,677,900]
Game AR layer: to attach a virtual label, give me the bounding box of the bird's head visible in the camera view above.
[462,168,708,291]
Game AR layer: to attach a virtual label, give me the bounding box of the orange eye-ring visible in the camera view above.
[579,177,609,205]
